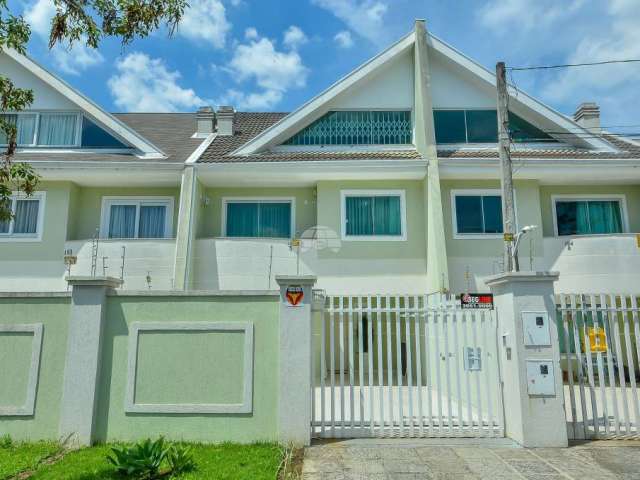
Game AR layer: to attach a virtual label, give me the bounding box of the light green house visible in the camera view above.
[2,20,640,295]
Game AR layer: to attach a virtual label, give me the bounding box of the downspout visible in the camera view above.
[414,19,450,293]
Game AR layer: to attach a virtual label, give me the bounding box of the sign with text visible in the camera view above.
[460,293,494,310]
[285,285,304,307]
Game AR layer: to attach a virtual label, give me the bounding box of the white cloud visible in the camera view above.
[177,0,230,49]
[23,0,103,74]
[108,52,204,112]
[221,29,308,109]
[283,25,308,49]
[542,1,640,108]
[311,0,388,45]
[478,0,585,32]
[334,30,354,49]
[244,27,258,40]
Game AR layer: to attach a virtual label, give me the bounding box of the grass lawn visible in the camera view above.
[0,439,61,480]
[28,442,284,480]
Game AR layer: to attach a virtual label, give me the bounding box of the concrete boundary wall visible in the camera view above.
[0,283,298,445]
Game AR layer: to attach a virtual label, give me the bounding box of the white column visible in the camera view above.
[59,276,122,446]
[486,271,568,447]
[276,275,317,446]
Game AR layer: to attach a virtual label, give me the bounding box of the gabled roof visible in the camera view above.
[206,27,621,161]
[3,48,166,158]
[229,31,417,157]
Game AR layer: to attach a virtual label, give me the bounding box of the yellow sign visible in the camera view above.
[636,234,640,248]
[585,326,607,353]
[503,233,514,242]
[290,239,301,247]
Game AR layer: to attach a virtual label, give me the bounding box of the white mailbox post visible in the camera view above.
[486,272,568,447]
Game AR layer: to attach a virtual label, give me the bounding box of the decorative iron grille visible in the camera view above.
[284,110,412,146]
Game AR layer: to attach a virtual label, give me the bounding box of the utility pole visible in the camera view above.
[496,61,517,272]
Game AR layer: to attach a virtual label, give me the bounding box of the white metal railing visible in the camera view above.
[557,293,640,439]
[312,294,504,438]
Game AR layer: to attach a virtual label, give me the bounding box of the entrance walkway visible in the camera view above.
[302,438,640,479]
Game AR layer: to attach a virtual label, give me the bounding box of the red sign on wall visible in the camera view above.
[460,293,494,310]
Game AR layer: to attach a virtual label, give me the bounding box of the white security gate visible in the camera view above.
[312,295,504,438]
[558,294,640,439]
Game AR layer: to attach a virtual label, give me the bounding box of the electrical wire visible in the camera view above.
[508,59,640,71]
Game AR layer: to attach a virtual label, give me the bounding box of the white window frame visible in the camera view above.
[551,194,629,237]
[100,196,174,239]
[340,189,407,242]
[0,191,46,242]
[221,197,296,239]
[0,111,82,148]
[451,189,518,240]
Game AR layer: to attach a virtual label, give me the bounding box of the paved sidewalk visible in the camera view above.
[302,438,640,479]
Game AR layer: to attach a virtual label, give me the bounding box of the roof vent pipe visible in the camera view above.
[196,106,215,137]
[573,102,601,134]
[216,106,235,136]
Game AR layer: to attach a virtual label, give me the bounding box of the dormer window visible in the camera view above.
[284,110,412,146]
[0,112,80,147]
[0,112,127,149]
[433,109,556,144]
[37,113,80,146]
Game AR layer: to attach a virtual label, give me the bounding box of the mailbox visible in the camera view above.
[522,311,551,347]
[526,360,556,396]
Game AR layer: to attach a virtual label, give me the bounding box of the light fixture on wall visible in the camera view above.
[512,225,538,272]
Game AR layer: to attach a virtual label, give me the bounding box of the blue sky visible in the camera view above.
[14,0,640,130]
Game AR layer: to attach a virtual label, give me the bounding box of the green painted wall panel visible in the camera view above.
[71,187,180,240]
[198,187,317,238]
[0,298,70,441]
[0,332,32,406]
[315,180,427,260]
[539,185,640,237]
[96,295,280,443]
[134,330,245,405]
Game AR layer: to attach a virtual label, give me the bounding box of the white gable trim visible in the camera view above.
[426,34,616,153]
[232,31,416,156]
[233,29,618,157]
[3,48,166,158]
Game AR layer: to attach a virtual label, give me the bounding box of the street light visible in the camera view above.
[512,225,538,272]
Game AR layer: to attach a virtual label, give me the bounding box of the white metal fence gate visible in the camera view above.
[558,294,640,439]
[312,294,504,438]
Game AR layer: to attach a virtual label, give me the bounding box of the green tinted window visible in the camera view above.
[466,110,498,143]
[284,111,411,145]
[433,110,466,143]
[433,109,556,144]
[510,113,554,142]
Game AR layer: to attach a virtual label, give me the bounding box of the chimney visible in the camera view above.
[196,106,215,137]
[574,102,601,134]
[216,106,235,136]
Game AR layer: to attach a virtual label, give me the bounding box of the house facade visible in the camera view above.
[2,20,640,295]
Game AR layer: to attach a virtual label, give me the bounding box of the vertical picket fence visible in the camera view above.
[312,294,504,438]
[558,293,640,439]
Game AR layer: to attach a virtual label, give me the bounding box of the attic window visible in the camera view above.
[284,110,412,146]
[433,109,555,144]
[1,112,129,149]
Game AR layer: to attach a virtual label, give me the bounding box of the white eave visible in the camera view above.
[3,47,167,158]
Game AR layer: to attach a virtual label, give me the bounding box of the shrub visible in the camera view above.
[106,438,196,479]
[166,444,196,475]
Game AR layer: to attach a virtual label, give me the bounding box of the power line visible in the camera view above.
[508,59,640,71]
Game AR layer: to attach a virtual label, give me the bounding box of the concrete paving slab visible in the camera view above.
[302,439,640,480]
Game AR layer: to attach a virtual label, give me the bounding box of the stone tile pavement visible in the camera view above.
[302,438,640,479]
